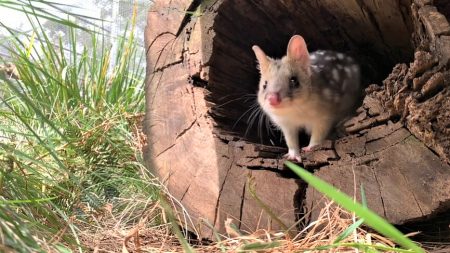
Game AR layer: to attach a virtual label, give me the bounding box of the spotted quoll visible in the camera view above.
[253,35,361,162]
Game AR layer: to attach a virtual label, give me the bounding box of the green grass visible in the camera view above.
[0,1,431,252]
[285,161,425,253]
[0,4,158,252]
[0,0,101,31]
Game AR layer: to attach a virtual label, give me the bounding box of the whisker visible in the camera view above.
[246,105,260,124]
[258,110,265,144]
[244,104,261,137]
[265,115,273,136]
[232,101,259,130]
[215,94,257,108]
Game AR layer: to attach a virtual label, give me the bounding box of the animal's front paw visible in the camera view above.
[302,145,316,152]
[283,149,302,162]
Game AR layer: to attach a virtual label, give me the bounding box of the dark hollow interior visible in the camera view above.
[436,0,450,20]
[206,0,414,146]
[399,210,450,243]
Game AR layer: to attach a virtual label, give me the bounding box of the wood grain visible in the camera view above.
[144,0,450,239]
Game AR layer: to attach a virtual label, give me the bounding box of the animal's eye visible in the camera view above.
[289,76,300,89]
[263,81,267,90]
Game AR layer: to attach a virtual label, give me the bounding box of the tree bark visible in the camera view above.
[144,0,450,239]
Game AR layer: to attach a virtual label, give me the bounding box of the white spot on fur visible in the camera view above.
[344,67,352,76]
[351,65,359,73]
[332,69,339,80]
[337,53,344,59]
[323,88,333,99]
[314,64,325,70]
[310,54,317,60]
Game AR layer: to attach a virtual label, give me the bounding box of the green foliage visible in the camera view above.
[333,185,366,244]
[0,3,154,251]
[160,194,196,253]
[0,0,101,31]
[285,161,425,253]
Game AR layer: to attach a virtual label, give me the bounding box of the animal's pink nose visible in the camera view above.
[267,93,281,106]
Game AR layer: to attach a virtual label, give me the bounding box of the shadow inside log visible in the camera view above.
[203,0,450,238]
[206,0,414,148]
[436,0,450,20]
[400,208,450,243]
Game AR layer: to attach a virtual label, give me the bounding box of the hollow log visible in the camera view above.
[144,0,450,239]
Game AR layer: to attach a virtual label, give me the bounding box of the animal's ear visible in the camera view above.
[252,45,269,73]
[286,35,310,65]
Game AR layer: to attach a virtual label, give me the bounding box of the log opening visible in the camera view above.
[436,0,450,20]
[206,0,414,146]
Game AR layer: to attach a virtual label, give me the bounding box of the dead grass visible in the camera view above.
[71,118,432,253]
[74,196,427,253]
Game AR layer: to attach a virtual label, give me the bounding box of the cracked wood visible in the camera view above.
[144,0,450,240]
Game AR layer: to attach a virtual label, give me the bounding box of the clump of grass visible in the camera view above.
[285,161,425,253]
[213,202,407,253]
[75,197,420,252]
[0,5,158,251]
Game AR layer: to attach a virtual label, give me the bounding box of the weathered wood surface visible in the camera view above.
[144,0,450,239]
[144,0,302,238]
[306,0,450,224]
[305,95,450,223]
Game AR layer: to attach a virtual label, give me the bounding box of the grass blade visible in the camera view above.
[333,218,365,244]
[239,241,282,251]
[160,194,196,253]
[285,161,424,253]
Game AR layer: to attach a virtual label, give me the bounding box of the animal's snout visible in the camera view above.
[267,92,281,106]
